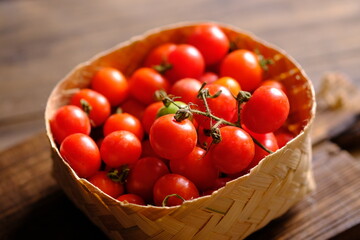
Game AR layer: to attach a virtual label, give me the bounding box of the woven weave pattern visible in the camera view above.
[46,22,316,240]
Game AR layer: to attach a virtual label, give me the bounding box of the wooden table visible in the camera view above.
[1,0,360,239]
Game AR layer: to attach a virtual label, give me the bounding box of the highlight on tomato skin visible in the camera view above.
[88,171,124,199]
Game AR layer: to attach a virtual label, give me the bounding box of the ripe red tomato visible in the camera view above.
[164,44,205,83]
[220,49,262,92]
[198,72,218,84]
[103,113,144,141]
[188,23,229,65]
[144,43,177,68]
[241,86,290,133]
[117,194,145,205]
[170,78,202,104]
[153,174,199,206]
[50,105,91,144]
[100,130,142,168]
[170,147,219,191]
[60,133,101,178]
[193,83,237,128]
[197,127,213,150]
[119,98,146,120]
[213,77,241,97]
[274,127,294,148]
[149,114,197,160]
[210,126,255,174]
[141,139,161,158]
[260,79,287,96]
[141,101,164,134]
[70,88,111,127]
[126,157,169,203]
[88,171,124,198]
[129,67,170,105]
[91,67,129,106]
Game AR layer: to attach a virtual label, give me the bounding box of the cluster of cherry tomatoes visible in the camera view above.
[50,23,294,207]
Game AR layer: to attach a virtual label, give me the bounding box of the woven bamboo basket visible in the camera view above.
[45,22,316,240]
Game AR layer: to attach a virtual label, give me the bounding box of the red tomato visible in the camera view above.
[241,86,290,133]
[193,83,237,128]
[198,72,218,84]
[119,98,146,120]
[144,43,176,68]
[50,105,91,144]
[260,79,288,96]
[164,44,205,83]
[188,23,229,65]
[117,194,145,205]
[197,127,213,150]
[128,67,170,105]
[153,174,199,206]
[89,171,124,198]
[244,128,279,170]
[170,78,202,104]
[210,126,255,174]
[203,177,231,195]
[141,139,161,158]
[220,49,262,92]
[91,67,129,106]
[274,127,295,148]
[142,101,164,134]
[213,77,241,97]
[126,157,169,203]
[103,113,144,141]
[100,130,142,168]
[60,133,101,178]
[149,114,197,160]
[70,88,111,127]
[170,147,219,191]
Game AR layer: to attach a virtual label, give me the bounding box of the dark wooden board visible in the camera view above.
[0,133,359,239]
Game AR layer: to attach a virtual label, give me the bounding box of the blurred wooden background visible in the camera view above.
[1,0,360,239]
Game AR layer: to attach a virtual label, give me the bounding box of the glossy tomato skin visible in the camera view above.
[103,113,144,141]
[129,67,170,105]
[126,157,169,203]
[100,130,142,168]
[241,86,290,134]
[210,126,255,174]
[149,114,197,160]
[60,133,101,178]
[170,147,219,191]
[156,101,187,118]
[170,78,202,104]
[220,49,262,92]
[214,77,241,97]
[260,79,287,96]
[141,101,164,134]
[117,194,145,205]
[70,88,111,127]
[165,44,205,83]
[89,171,124,198]
[153,174,199,206]
[50,105,91,144]
[198,72,218,84]
[188,23,229,65]
[144,43,177,68]
[194,83,237,128]
[91,67,129,106]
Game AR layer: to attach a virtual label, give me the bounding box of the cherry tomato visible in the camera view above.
[50,105,91,144]
[188,23,229,65]
[141,139,161,158]
[100,130,142,168]
[128,67,170,105]
[198,72,218,84]
[144,43,177,68]
[220,49,262,92]
[103,113,144,141]
[213,77,241,96]
[193,83,237,128]
[203,177,231,195]
[274,127,294,148]
[60,133,101,178]
[260,79,287,96]
[170,147,219,191]
[117,194,145,205]
[241,86,290,133]
[153,174,199,206]
[142,101,164,134]
[170,78,202,104]
[197,127,213,150]
[126,157,169,203]
[210,126,255,174]
[156,101,187,118]
[164,44,205,83]
[244,128,279,170]
[88,171,124,198]
[70,88,111,127]
[91,67,129,106]
[150,114,197,160]
[119,98,146,120]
